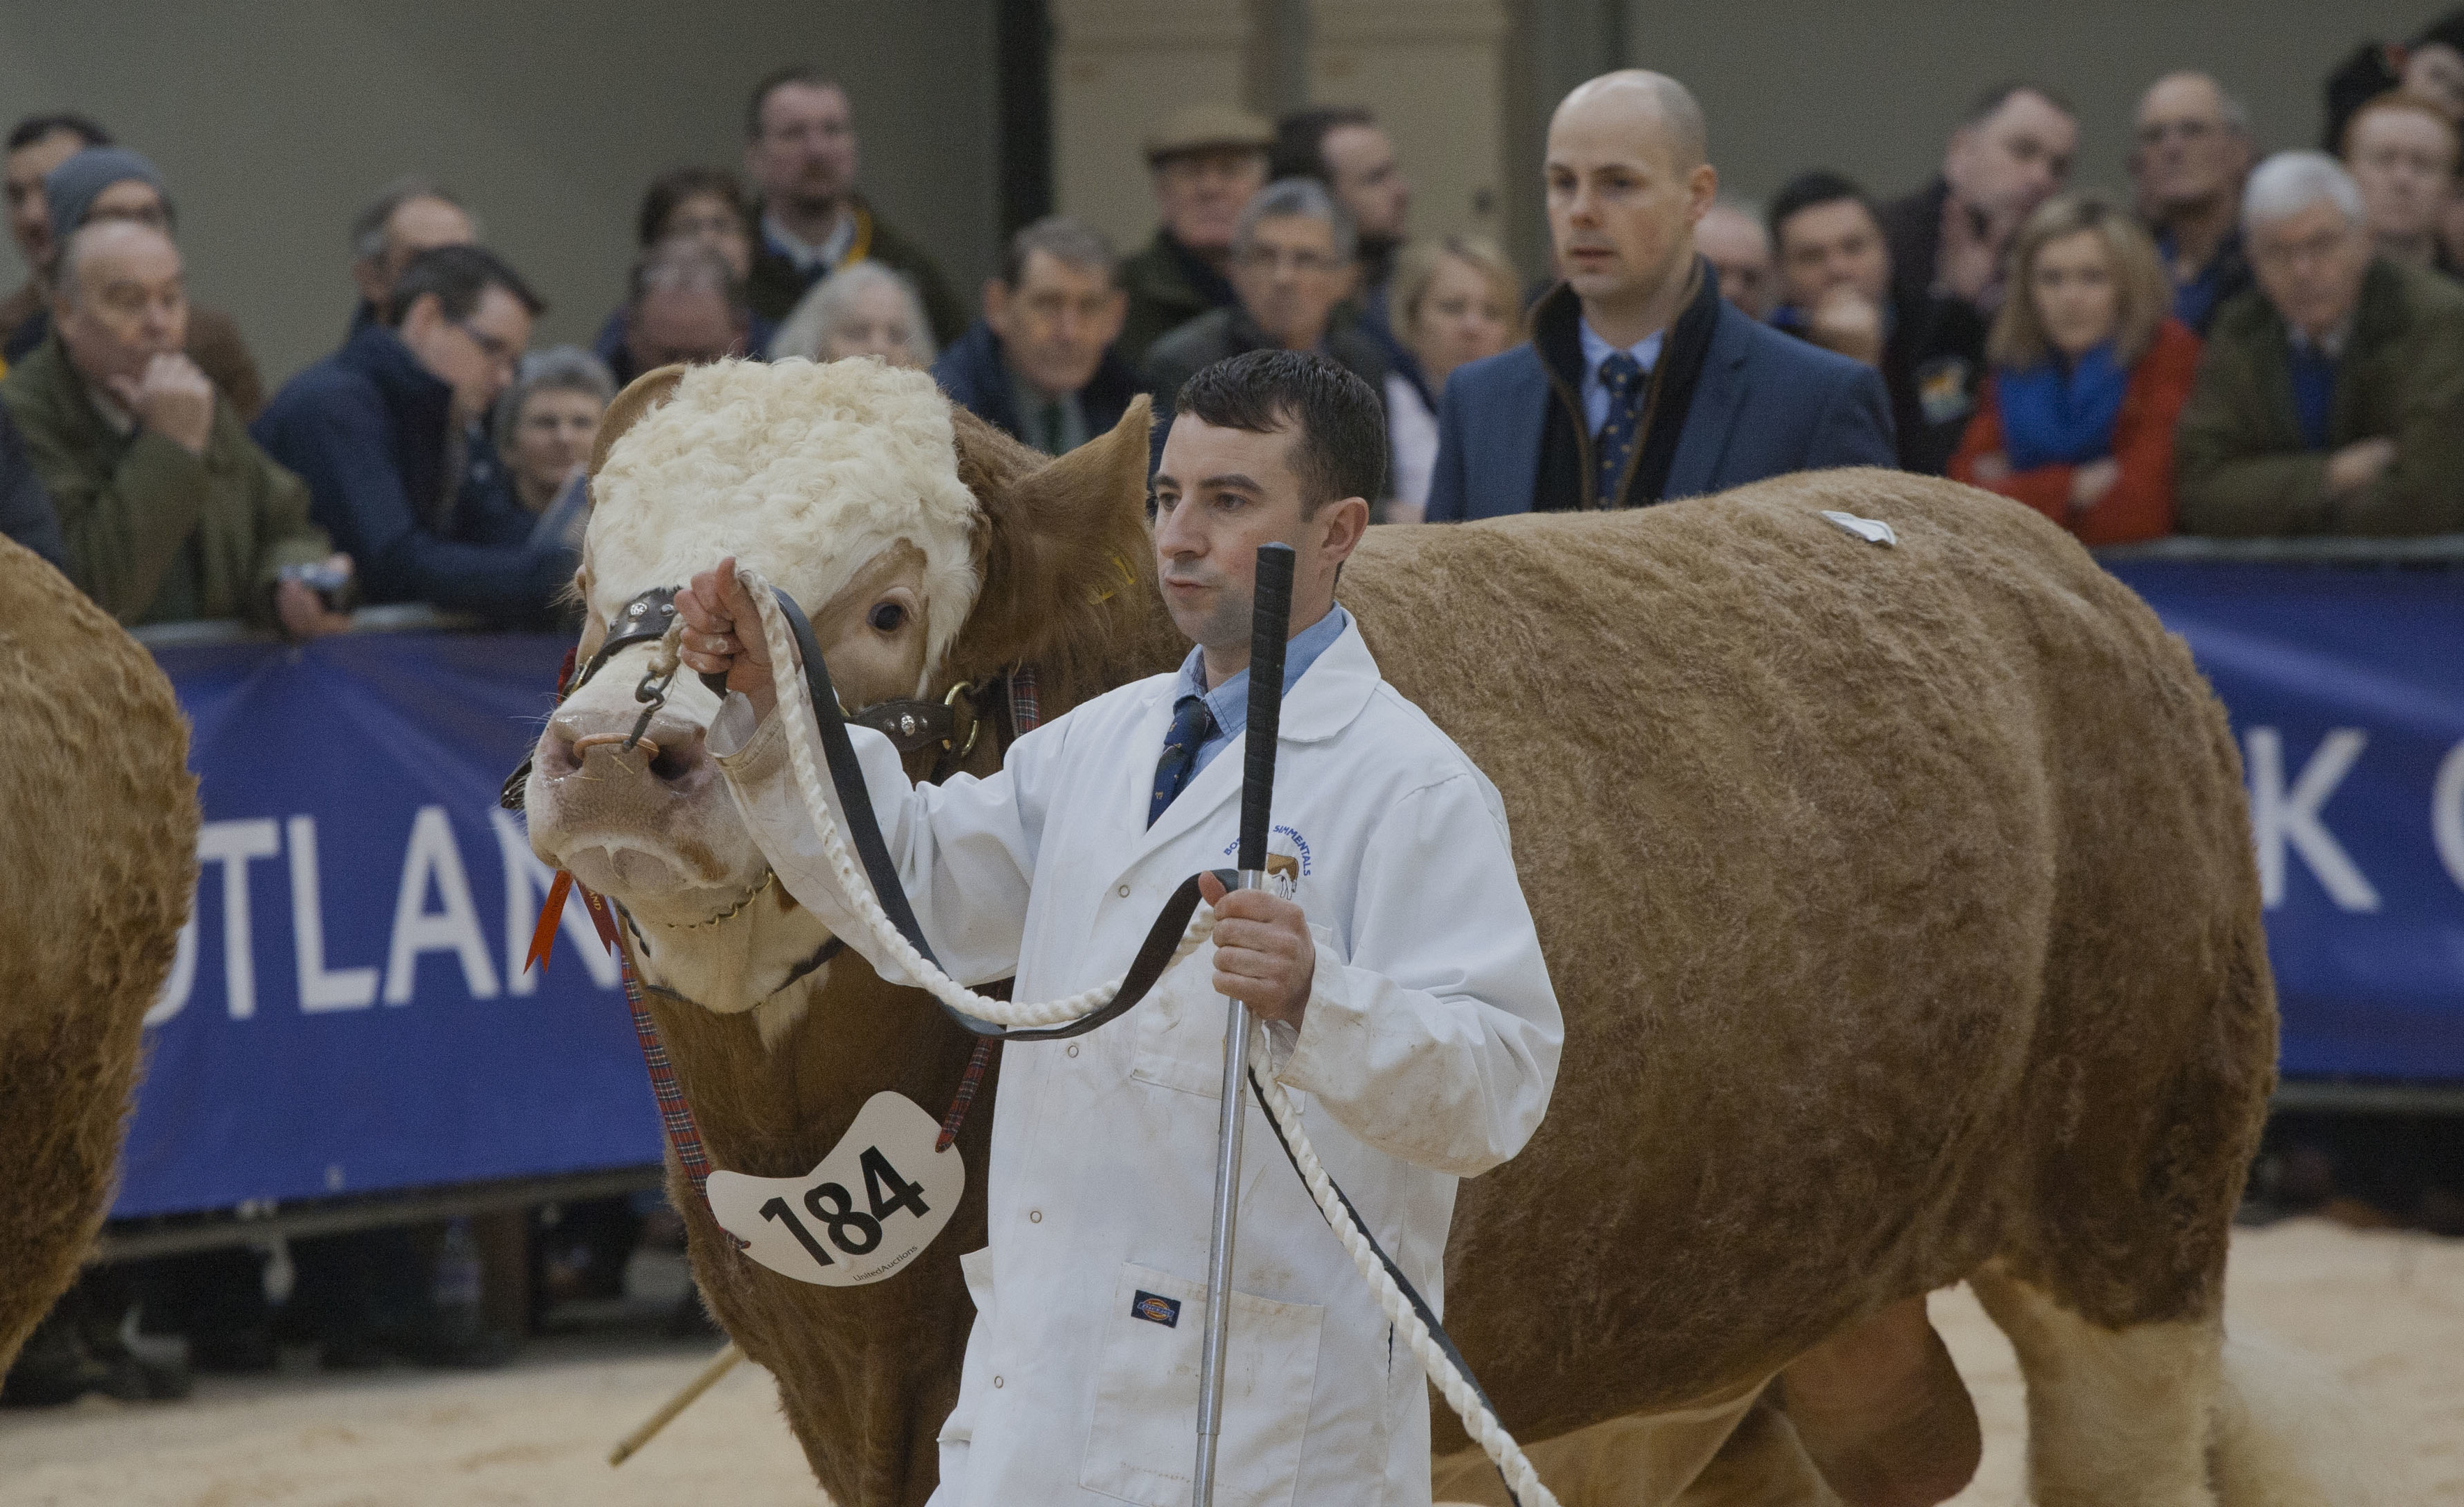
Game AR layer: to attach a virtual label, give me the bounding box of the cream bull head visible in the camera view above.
[521,357,1160,1030]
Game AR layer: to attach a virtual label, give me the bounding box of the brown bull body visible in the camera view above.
[0,537,199,1370]
[534,372,2281,1506]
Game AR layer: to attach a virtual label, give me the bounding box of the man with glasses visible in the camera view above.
[739,66,962,345]
[1142,179,1389,475]
[2131,73,2257,335]
[1119,105,1276,368]
[2176,151,2464,537]
[255,244,574,624]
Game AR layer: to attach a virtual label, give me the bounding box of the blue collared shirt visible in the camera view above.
[1578,320,1666,433]
[1170,604,1352,778]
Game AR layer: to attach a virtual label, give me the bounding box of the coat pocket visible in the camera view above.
[1079,1261,1325,1507]
[1130,952,1232,1097]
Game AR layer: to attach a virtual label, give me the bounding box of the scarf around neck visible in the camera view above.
[1995,340,2129,471]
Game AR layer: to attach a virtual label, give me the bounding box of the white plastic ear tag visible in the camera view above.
[1821,510,1898,547]
[708,1091,964,1287]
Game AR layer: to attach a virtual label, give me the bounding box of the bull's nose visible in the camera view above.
[541,710,711,788]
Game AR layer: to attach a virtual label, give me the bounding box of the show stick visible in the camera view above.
[1194,542,1295,1507]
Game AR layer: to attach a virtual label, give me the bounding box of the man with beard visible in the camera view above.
[740,66,963,345]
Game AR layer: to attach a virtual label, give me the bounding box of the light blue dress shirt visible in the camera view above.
[1578,322,1666,433]
[1170,603,1352,777]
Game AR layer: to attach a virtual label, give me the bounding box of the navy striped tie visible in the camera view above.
[1595,350,1646,506]
[1149,694,1216,827]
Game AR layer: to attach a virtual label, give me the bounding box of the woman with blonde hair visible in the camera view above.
[1950,193,2201,543]
[768,261,936,368]
[1383,234,1520,520]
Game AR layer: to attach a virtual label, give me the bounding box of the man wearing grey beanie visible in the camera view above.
[0,139,263,419]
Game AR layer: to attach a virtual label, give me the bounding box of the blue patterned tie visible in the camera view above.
[1149,693,1217,827]
[1594,350,1647,507]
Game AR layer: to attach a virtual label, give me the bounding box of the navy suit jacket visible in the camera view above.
[253,326,572,624]
[1425,298,1897,521]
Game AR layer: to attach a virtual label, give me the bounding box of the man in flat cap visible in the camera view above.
[1117,104,1274,368]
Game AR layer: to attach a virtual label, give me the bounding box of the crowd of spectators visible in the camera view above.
[6,17,2464,1407]
[6,31,2461,644]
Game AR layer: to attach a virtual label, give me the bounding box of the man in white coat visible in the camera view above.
[677,350,1561,1506]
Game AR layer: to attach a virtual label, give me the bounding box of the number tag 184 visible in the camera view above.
[707,1092,964,1287]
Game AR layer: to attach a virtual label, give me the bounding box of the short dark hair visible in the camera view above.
[1269,105,1375,183]
[386,243,544,327]
[636,165,753,250]
[351,174,470,260]
[6,112,110,154]
[1766,170,1878,248]
[1175,350,1386,511]
[1962,80,2077,128]
[745,65,844,139]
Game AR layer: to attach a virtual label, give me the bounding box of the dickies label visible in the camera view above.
[1131,1290,1181,1327]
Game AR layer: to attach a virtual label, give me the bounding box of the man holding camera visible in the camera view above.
[1,209,348,633]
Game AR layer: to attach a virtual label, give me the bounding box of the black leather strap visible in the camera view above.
[772,585,1229,1042]
[571,586,682,695]
[849,698,956,754]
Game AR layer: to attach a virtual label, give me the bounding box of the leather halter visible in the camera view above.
[500,584,1007,812]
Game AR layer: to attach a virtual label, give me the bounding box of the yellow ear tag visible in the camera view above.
[1088,551,1137,605]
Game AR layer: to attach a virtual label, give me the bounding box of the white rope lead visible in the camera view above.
[742,564,1219,1030]
[734,566,1560,1507]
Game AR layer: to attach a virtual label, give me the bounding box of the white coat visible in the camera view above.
[708,615,1562,1507]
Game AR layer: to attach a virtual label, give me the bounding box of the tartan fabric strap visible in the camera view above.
[615,922,718,1198]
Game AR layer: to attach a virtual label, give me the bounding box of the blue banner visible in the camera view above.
[121,633,661,1219]
[2109,561,2464,1084]
[118,564,2464,1217]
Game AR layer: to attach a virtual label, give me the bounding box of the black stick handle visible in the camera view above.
[1239,543,1296,873]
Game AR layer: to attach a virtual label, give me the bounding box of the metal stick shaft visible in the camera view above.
[1194,871,1265,1506]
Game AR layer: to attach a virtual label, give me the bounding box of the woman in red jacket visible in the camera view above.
[1950,194,2202,544]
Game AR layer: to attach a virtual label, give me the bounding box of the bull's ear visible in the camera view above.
[589,365,689,479]
[950,395,1157,673]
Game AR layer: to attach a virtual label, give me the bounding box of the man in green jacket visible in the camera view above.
[2176,149,2464,537]
[1,217,348,631]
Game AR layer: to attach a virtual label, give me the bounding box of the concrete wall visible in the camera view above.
[1616,1,2435,210]
[0,1,1001,387]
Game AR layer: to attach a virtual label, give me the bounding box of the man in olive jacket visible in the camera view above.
[1,218,345,630]
[2176,151,2464,537]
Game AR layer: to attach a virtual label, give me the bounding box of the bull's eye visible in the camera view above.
[868,601,907,633]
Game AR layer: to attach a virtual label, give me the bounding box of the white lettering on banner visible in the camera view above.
[196,818,280,1018]
[383,806,501,1003]
[2435,742,2464,894]
[2245,728,2382,912]
[490,810,620,994]
[144,913,200,1026]
[288,815,380,1012]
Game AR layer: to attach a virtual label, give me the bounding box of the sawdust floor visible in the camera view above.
[1,1219,2456,1506]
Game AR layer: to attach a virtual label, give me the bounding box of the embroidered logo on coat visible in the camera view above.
[1220,825,1312,899]
[1131,1291,1181,1327]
